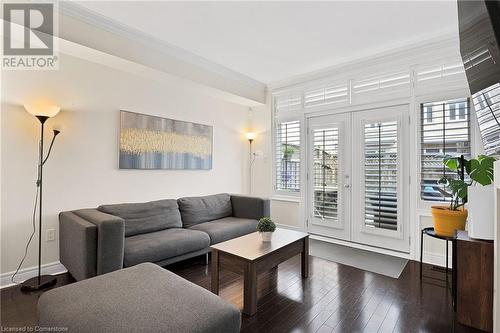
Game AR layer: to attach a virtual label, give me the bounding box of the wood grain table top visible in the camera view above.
[210,228,308,261]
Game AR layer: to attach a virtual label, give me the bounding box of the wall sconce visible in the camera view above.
[16,102,62,292]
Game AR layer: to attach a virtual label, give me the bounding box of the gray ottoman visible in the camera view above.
[38,263,241,333]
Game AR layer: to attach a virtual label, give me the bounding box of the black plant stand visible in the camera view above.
[420,227,456,308]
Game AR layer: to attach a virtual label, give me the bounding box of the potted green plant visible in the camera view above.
[257,217,276,242]
[433,154,495,237]
[282,146,296,160]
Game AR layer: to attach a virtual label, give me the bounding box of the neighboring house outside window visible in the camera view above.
[420,98,471,201]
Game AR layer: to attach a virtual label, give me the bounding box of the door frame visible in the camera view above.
[304,102,411,253]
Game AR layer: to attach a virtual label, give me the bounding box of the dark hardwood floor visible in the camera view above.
[1,255,482,332]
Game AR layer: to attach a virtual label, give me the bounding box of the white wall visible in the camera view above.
[0,53,256,276]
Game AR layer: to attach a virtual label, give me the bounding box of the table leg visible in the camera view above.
[420,229,424,281]
[211,249,219,295]
[302,237,309,278]
[243,262,257,316]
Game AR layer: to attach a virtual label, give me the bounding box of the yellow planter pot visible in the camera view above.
[431,206,468,237]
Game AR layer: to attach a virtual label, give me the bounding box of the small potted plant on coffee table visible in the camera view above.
[257,217,276,242]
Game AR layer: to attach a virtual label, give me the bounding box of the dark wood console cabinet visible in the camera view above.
[455,230,494,332]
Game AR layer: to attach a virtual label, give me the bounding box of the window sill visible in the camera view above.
[271,195,301,203]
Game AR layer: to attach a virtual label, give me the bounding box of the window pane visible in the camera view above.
[473,83,500,156]
[420,98,471,201]
[364,121,398,231]
[313,128,339,221]
[276,121,300,192]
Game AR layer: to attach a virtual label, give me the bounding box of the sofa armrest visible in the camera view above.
[59,212,97,281]
[72,209,125,275]
[230,195,271,220]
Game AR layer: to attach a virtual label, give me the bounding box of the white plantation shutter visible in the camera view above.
[364,121,399,231]
[312,127,339,220]
[473,83,500,156]
[354,73,410,93]
[416,63,464,82]
[304,83,349,108]
[352,71,411,103]
[415,62,467,95]
[274,93,302,113]
[420,98,471,201]
[275,121,300,192]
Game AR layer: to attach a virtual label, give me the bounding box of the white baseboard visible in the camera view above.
[276,223,305,232]
[1,261,67,289]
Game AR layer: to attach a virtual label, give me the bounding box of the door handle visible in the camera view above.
[344,184,351,188]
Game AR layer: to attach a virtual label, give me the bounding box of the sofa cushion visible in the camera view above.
[124,228,210,267]
[38,263,241,333]
[98,199,181,237]
[189,217,257,244]
[178,193,232,228]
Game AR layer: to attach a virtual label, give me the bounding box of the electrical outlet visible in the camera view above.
[46,229,56,242]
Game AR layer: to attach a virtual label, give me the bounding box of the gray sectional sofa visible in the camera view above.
[59,193,270,281]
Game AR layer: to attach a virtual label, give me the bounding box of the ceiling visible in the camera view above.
[76,1,459,85]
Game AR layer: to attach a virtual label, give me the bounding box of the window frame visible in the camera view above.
[272,94,304,197]
[416,91,476,209]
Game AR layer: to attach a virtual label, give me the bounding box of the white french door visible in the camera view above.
[307,113,351,240]
[307,105,410,253]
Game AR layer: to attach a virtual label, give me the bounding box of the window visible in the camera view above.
[473,83,500,156]
[364,121,398,230]
[275,121,300,192]
[420,98,471,201]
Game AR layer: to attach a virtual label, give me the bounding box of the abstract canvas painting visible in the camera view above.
[119,111,213,170]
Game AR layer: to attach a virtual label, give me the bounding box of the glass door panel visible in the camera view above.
[313,128,339,222]
[307,113,351,241]
[351,105,409,253]
[363,121,398,231]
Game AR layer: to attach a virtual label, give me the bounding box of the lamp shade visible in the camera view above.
[24,102,60,118]
[246,132,256,141]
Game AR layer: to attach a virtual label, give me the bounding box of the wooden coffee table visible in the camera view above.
[210,228,309,316]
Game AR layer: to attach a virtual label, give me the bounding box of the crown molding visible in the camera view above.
[56,2,266,105]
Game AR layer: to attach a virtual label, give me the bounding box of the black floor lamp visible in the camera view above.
[21,103,61,292]
[246,132,256,194]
